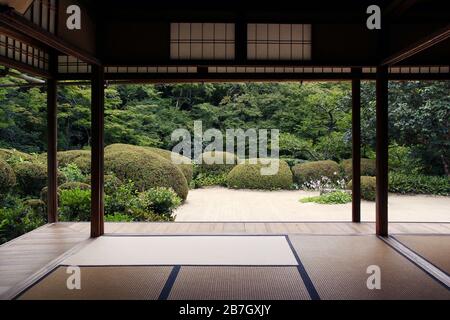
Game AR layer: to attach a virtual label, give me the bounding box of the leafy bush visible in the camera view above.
[57,150,90,167]
[60,163,85,182]
[14,162,48,196]
[292,160,340,186]
[104,181,139,215]
[145,147,193,183]
[72,155,91,174]
[227,159,293,190]
[139,187,181,216]
[388,144,424,174]
[348,176,376,201]
[105,150,189,200]
[105,213,134,222]
[300,191,352,204]
[59,189,91,221]
[82,174,122,195]
[0,199,46,244]
[191,172,228,188]
[40,182,90,205]
[198,151,237,175]
[281,158,307,168]
[23,199,46,218]
[340,158,376,179]
[389,172,449,196]
[0,148,33,164]
[0,159,16,194]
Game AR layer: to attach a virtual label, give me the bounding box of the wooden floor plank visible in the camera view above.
[1,221,448,299]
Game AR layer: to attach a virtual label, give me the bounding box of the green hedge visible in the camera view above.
[0,148,33,163]
[14,162,48,196]
[292,160,340,186]
[105,144,193,184]
[145,147,193,184]
[57,150,90,167]
[348,176,376,201]
[389,172,449,196]
[198,151,237,175]
[104,150,189,200]
[340,158,376,179]
[227,159,293,190]
[0,159,16,194]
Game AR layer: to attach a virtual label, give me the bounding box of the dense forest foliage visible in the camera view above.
[0,76,448,176]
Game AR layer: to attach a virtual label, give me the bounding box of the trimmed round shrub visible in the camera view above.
[145,147,193,184]
[23,199,46,218]
[104,143,139,154]
[0,159,16,194]
[292,160,340,185]
[198,151,238,175]
[341,158,376,179]
[57,150,90,167]
[59,182,91,191]
[104,150,189,200]
[72,155,91,174]
[347,176,376,201]
[226,159,293,190]
[106,144,193,184]
[14,162,48,196]
[0,148,33,162]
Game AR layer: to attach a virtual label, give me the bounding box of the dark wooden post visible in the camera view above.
[91,65,105,237]
[351,68,361,223]
[375,66,389,236]
[46,65,58,224]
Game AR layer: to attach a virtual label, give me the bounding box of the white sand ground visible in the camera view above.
[174,187,450,222]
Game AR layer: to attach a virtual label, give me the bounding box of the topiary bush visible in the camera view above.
[348,176,376,201]
[23,199,46,218]
[14,162,48,196]
[0,159,16,194]
[57,150,90,167]
[104,150,189,200]
[292,160,340,186]
[0,148,33,163]
[145,147,193,184]
[340,158,376,179]
[226,159,293,190]
[106,144,193,184]
[198,151,238,175]
[72,154,91,174]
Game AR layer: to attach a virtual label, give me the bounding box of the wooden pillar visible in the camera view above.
[90,65,105,237]
[375,66,389,236]
[46,77,58,223]
[351,68,361,223]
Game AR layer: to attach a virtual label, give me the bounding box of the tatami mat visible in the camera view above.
[393,235,450,275]
[62,236,298,266]
[169,266,310,300]
[288,235,450,300]
[18,266,172,300]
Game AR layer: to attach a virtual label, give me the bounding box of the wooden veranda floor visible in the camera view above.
[1,222,449,299]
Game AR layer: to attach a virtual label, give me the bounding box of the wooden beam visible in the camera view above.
[381,24,450,66]
[0,55,50,78]
[375,66,389,237]
[351,68,361,223]
[90,65,105,238]
[0,9,101,65]
[46,54,58,224]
